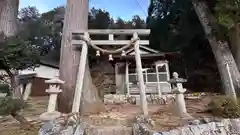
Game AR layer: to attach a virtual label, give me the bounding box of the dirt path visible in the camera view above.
[151,96,212,131]
[0,97,48,135]
[0,95,213,134]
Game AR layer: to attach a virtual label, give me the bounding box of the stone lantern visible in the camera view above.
[39,78,64,134]
[44,78,64,113]
[168,72,189,117]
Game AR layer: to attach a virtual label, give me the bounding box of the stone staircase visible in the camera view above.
[129,82,171,94]
[129,83,158,94]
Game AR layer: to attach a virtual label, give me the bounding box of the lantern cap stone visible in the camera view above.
[168,78,187,84]
[39,111,62,121]
[173,72,179,78]
[45,78,64,84]
[168,72,187,84]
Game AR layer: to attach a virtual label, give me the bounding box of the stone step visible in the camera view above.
[84,126,132,135]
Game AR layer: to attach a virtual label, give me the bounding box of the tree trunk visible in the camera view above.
[0,0,21,98]
[229,23,240,71]
[6,69,22,99]
[0,0,18,36]
[0,0,21,96]
[0,0,31,126]
[11,112,31,129]
[58,0,104,113]
[192,0,240,95]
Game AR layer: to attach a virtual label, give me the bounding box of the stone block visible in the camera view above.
[189,125,201,135]
[133,124,141,135]
[179,127,194,135]
[135,97,141,105]
[85,126,132,135]
[134,118,240,135]
[168,129,181,135]
[152,132,162,135]
[161,132,171,135]
[230,119,240,133]
[189,119,201,125]
[39,111,62,121]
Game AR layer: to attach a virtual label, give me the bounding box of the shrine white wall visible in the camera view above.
[20,65,59,79]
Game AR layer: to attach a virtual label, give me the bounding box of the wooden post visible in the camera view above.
[165,61,170,80]
[133,32,148,116]
[226,64,237,101]
[145,70,148,82]
[23,82,32,101]
[72,32,89,113]
[115,63,118,93]
[125,62,130,95]
[19,84,24,95]
[155,64,162,97]
[109,34,114,40]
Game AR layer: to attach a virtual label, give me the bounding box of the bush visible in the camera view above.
[0,84,11,96]
[208,96,240,118]
[0,84,27,116]
[0,96,27,116]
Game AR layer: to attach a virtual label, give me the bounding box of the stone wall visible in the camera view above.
[85,125,132,135]
[39,112,240,135]
[39,121,85,135]
[39,120,132,135]
[104,94,175,105]
[104,93,210,105]
[134,116,240,135]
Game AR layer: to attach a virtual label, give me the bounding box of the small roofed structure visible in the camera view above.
[17,71,36,90]
[112,45,176,95]
[18,51,60,97]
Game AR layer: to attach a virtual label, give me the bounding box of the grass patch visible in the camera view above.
[0,124,40,135]
[208,96,240,118]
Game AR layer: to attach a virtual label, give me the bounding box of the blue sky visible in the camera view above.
[19,0,149,20]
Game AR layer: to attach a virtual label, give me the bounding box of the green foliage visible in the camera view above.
[0,96,27,116]
[18,6,63,56]
[19,6,146,61]
[147,0,222,91]
[147,0,203,51]
[0,84,10,94]
[0,33,40,70]
[0,83,27,116]
[19,6,40,21]
[208,96,240,118]
[0,85,27,116]
[214,0,240,29]
[0,17,39,117]
[0,85,26,117]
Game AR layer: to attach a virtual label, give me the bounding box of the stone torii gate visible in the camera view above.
[71,29,150,116]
